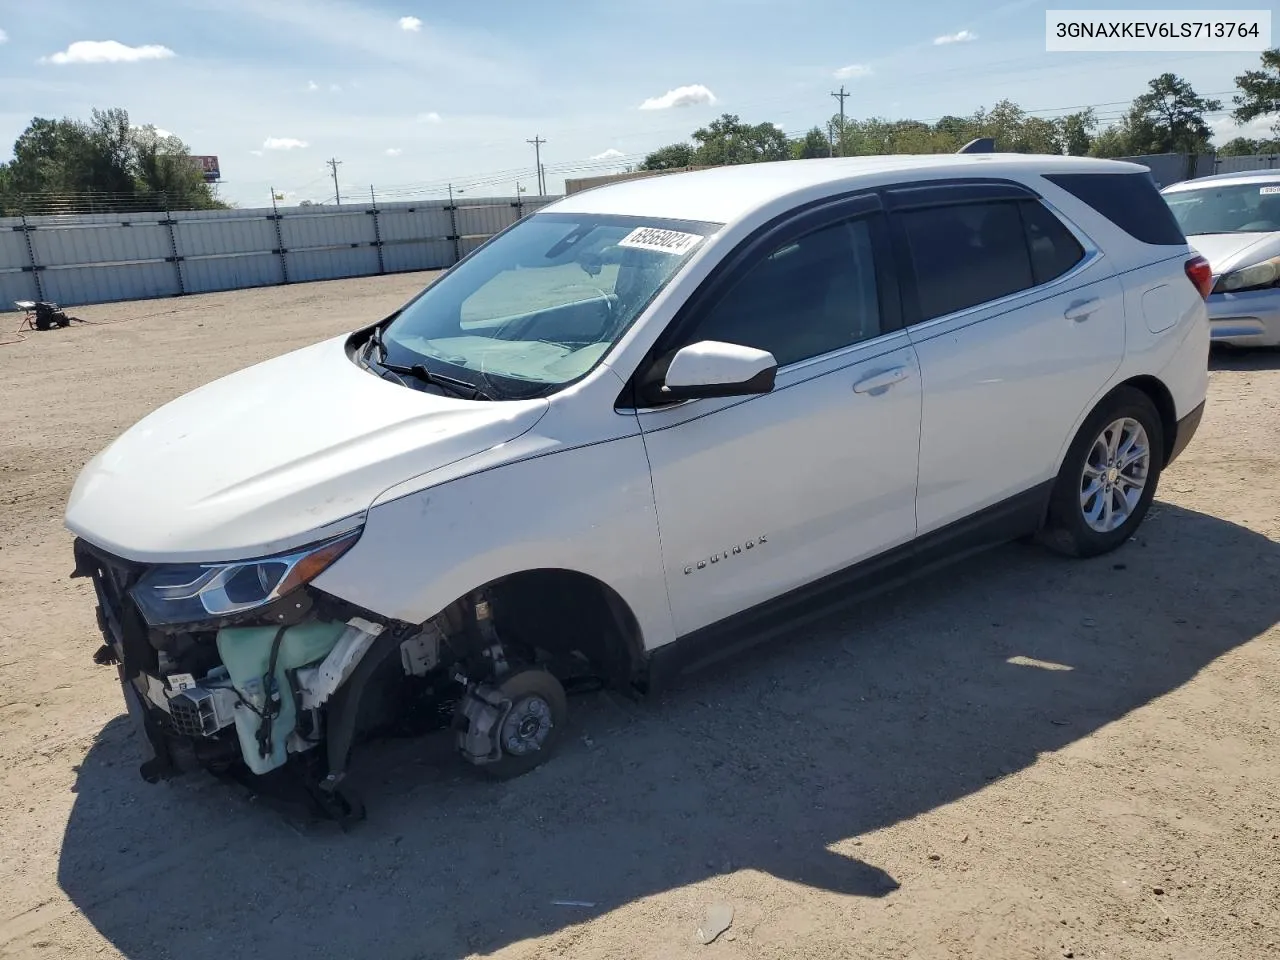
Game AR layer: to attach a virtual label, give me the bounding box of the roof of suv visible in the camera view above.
[547,153,1146,225]
[1162,168,1280,192]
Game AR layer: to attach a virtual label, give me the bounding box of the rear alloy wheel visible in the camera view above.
[1039,387,1164,558]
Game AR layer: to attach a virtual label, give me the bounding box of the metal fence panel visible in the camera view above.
[1214,154,1280,174]
[280,210,376,252]
[455,201,519,240]
[0,270,40,309]
[175,215,277,257]
[32,220,172,268]
[0,194,564,309]
[0,227,33,272]
[378,207,453,243]
[182,253,282,294]
[287,247,381,284]
[42,261,178,305]
[381,239,454,273]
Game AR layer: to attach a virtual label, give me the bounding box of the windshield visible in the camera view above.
[380,212,719,399]
[1164,182,1280,236]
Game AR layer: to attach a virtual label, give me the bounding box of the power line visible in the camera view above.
[326,157,343,205]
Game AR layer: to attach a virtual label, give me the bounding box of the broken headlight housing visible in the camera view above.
[129,529,361,626]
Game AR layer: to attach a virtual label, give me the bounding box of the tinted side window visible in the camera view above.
[684,217,882,367]
[1043,172,1186,246]
[901,201,1033,322]
[1020,200,1085,285]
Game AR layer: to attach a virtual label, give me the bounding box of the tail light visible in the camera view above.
[1184,256,1213,299]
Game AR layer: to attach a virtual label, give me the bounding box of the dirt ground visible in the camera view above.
[1,275,1278,960]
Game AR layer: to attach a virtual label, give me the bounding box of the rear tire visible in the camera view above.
[1038,387,1163,558]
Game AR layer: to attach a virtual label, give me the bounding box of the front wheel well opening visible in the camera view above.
[1113,375,1177,465]
[448,569,645,691]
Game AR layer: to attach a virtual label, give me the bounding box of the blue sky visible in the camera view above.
[0,0,1272,207]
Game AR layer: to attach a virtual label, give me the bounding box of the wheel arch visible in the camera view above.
[440,567,648,690]
[1111,374,1177,466]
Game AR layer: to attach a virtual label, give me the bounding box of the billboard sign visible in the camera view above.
[192,155,221,182]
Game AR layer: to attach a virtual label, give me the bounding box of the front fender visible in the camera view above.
[311,434,675,653]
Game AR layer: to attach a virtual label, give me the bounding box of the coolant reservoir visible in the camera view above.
[217,621,347,775]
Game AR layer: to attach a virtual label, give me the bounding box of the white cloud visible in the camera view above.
[398,16,422,31]
[385,147,403,156]
[0,29,8,44]
[249,149,264,156]
[834,63,872,79]
[417,111,442,123]
[329,83,342,92]
[45,40,177,64]
[130,124,174,138]
[307,79,319,91]
[589,148,625,161]
[263,137,309,150]
[934,29,977,45]
[638,83,717,110]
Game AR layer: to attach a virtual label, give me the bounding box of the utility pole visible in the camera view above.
[326,157,343,205]
[527,136,546,195]
[830,85,850,157]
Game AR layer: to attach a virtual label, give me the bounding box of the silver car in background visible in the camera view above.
[1162,171,1280,347]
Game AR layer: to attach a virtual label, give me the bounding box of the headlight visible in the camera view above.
[1214,256,1280,294]
[129,530,360,626]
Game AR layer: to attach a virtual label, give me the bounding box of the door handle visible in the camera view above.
[852,366,909,394]
[1064,297,1102,322]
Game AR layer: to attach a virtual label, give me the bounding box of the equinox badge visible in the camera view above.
[683,535,767,575]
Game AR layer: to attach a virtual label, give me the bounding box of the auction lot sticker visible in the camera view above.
[618,228,703,256]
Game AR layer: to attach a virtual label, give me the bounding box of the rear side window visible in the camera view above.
[900,201,1034,321]
[1043,172,1186,246]
[1019,200,1085,285]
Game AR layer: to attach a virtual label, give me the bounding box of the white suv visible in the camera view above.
[66,155,1210,819]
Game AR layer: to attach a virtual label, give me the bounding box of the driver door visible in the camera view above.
[632,196,922,638]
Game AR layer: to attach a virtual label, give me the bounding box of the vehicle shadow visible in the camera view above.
[1209,343,1280,371]
[57,503,1280,959]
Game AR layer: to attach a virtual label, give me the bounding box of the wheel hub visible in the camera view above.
[501,695,553,756]
[1079,416,1151,534]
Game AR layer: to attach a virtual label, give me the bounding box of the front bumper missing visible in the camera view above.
[72,538,384,821]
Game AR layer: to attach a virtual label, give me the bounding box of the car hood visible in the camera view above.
[66,334,549,563]
[1186,232,1280,278]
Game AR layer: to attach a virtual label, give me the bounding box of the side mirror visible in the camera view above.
[646,340,777,403]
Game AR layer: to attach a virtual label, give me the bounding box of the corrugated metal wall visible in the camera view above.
[1213,154,1280,174]
[0,195,558,309]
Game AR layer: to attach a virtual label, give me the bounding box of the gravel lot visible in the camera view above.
[1,275,1278,960]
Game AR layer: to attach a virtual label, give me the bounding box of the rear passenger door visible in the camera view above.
[889,182,1125,535]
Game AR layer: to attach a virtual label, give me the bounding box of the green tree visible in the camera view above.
[1232,48,1280,135]
[690,114,790,165]
[639,142,695,170]
[1055,109,1097,156]
[132,125,216,207]
[792,126,830,159]
[1089,122,1135,158]
[1128,73,1222,153]
[0,108,224,213]
[1217,137,1259,156]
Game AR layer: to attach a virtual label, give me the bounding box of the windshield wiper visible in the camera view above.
[387,360,495,401]
[364,322,496,401]
[362,322,493,400]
